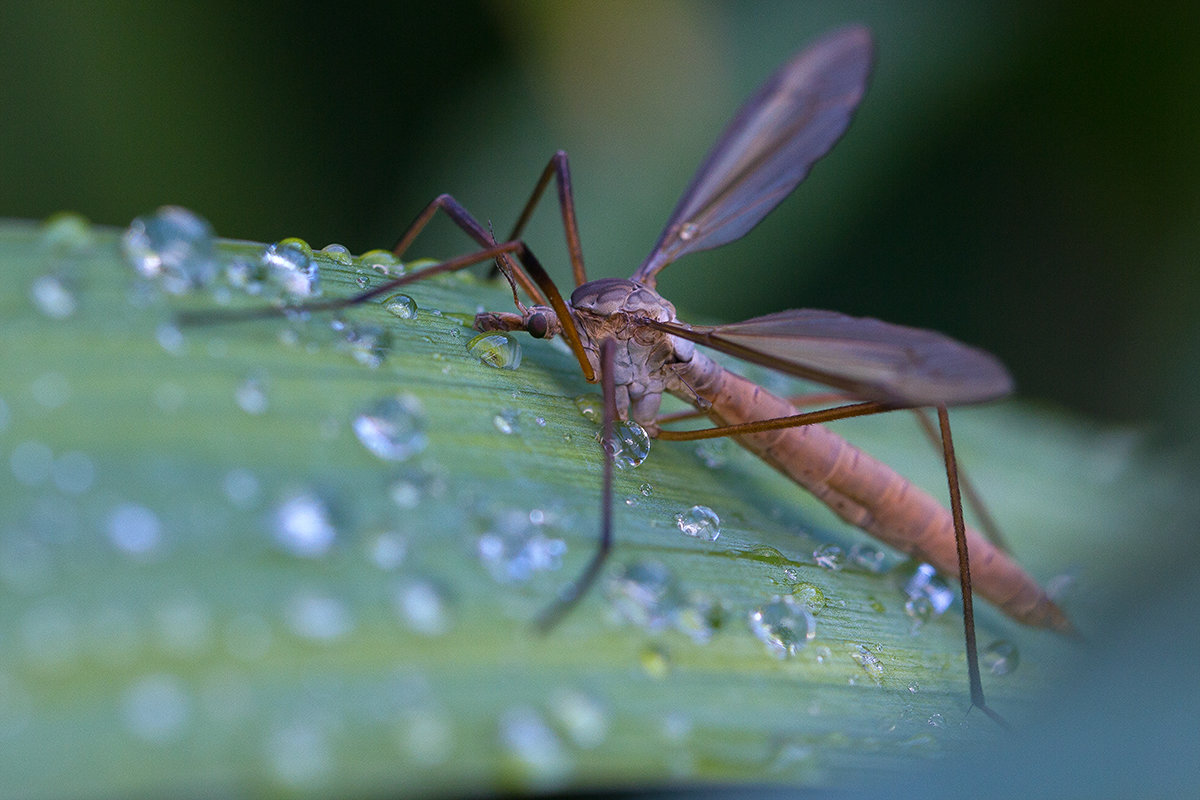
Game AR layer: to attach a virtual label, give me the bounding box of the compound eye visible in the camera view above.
[527,311,549,339]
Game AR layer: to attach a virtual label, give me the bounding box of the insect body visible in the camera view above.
[188,25,1068,721]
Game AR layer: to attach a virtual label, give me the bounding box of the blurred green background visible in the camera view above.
[1,1,1197,436]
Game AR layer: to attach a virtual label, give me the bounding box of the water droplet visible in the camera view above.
[271,491,336,557]
[337,322,391,368]
[748,595,816,658]
[30,371,70,409]
[122,674,191,743]
[355,273,370,289]
[318,243,353,266]
[904,596,934,626]
[235,372,269,414]
[122,206,217,293]
[353,394,428,461]
[813,544,845,570]
[499,706,571,785]
[573,394,601,423]
[639,644,672,678]
[789,582,826,613]
[678,222,699,241]
[902,563,954,616]
[52,450,94,495]
[10,440,53,487]
[29,274,76,319]
[267,723,332,788]
[359,248,402,275]
[550,689,608,749]
[981,640,1019,676]
[674,505,720,541]
[284,592,354,642]
[927,713,946,729]
[849,544,889,573]
[261,238,319,297]
[466,332,523,369]
[384,293,418,319]
[606,560,678,630]
[606,420,650,468]
[106,503,163,559]
[477,510,566,583]
[39,211,93,253]
[638,482,653,497]
[222,468,260,508]
[851,644,885,682]
[368,532,408,570]
[394,579,451,635]
[493,408,520,435]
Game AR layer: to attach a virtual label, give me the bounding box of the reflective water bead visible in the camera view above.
[122,206,218,293]
[29,274,77,319]
[813,544,845,570]
[466,332,522,370]
[394,579,451,636]
[849,543,889,572]
[748,595,816,658]
[573,394,601,423]
[353,394,428,462]
[318,243,353,266]
[493,408,519,434]
[384,293,418,319]
[607,420,650,468]
[339,322,391,367]
[639,482,653,497]
[674,505,720,541]
[359,248,402,275]
[790,582,826,613]
[477,510,566,583]
[903,563,954,615]
[106,503,163,559]
[982,640,1019,676]
[271,491,336,557]
[851,644,885,682]
[606,561,679,630]
[261,238,318,297]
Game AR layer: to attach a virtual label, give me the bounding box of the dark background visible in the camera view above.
[2,1,1197,438]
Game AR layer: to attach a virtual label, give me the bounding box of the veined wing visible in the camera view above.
[646,309,1013,407]
[632,26,873,287]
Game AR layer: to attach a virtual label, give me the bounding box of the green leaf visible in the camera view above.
[0,215,1174,797]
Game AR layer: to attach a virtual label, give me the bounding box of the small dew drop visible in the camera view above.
[466,332,522,370]
[261,238,319,297]
[338,322,391,368]
[394,579,451,636]
[606,420,650,468]
[982,640,1019,676]
[573,394,601,423]
[353,394,428,462]
[121,674,191,743]
[30,275,77,319]
[271,491,336,557]
[360,248,402,275]
[384,293,418,319]
[122,206,218,293]
[284,592,354,642]
[477,510,566,583]
[106,503,163,559]
[499,706,571,785]
[903,563,954,617]
[674,505,720,541]
[318,243,353,266]
[694,438,729,469]
[850,644,885,682]
[813,544,845,571]
[638,482,653,497]
[678,222,700,241]
[493,408,520,435]
[927,713,947,729]
[849,543,889,573]
[748,595,816,658]
[789,582,826,614]
[235,372,269,414]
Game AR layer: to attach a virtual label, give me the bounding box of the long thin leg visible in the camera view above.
[536,337,617,630]
[655,401,892,441]
[505,151,589,287]
[391,193,549,306]
[937,406,1007,728]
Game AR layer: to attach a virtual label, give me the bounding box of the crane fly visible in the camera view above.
[185,25,1070,723]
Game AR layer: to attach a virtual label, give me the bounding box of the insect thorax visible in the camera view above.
[568,278,697,427]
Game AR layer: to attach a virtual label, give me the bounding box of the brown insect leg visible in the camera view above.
[391,193,548,307]
[536,338,618,631]
[937,406,1008,728]
[655,401,891,441]
[504,151,589,288]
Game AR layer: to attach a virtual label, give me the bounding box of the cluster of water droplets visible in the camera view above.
[901,562,955,628]
[604,560,723,644]
[476,509,567,584]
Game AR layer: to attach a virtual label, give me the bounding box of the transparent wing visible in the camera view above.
[632,26,874,286]
[650,309,1013,406]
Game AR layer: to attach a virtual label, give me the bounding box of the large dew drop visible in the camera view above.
[606,420,650,468]
[748,595,816,658]
[674,505,720,541]
[467,332,522,370]
[353,394,428,462]
[122,206,217,293]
